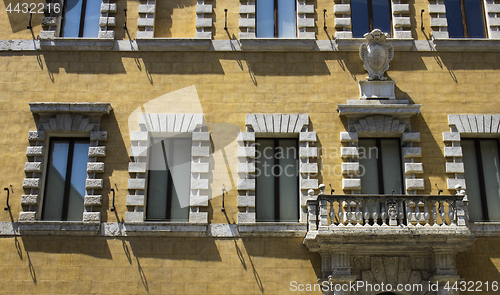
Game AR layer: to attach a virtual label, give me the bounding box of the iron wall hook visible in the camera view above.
[110,188,116,212]
[123,9,128,30]
[224,9,228,31]
[4,188,10,210]
[323,9,327,30]
[421,9,425,31]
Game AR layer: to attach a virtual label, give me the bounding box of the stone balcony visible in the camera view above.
[303,186,474,292]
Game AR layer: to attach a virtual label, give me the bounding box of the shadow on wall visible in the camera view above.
[154,0,197,38]
[2,0,44,33]
[456,237,500,283]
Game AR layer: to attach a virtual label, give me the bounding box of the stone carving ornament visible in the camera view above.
[359,29,394,80]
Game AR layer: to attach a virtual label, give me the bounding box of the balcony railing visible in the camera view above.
[307,193,469,231]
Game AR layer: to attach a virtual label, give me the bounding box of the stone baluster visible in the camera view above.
[319,199,328,229]
[415,200,422,226]
[363,201,370,226]
[440,200,446,226]
[338,200,344,226]
[380,202,387,226]
[372,201,379,226]
[398,200,404,225]
[307,199,318,230]
[432,200,439,227]
[449,199,456,226]
[355,200,362,226]
[424,200,430,226]
[406,200,412,226]
[329,200,335,226]
[455,185,468,226]
[346,201,352,226]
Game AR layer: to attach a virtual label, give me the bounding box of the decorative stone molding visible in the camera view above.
[137,0,156,38]
[125,113,210,224]
[337,100,423,193]
[444,114,500,190]
[21,103,112,223]
[196,0,213,39]
[334,0,352,39]
[484,1,500,39]
[239,0,314,39]
[40,0,115,39]
[237,114,318,224]
[99,0,117,39]
[360,29,394,81]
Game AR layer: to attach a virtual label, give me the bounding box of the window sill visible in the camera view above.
[433,39,500,51]
[335,38,414,51]
[39,38,114,51]
[17,221,100,236]
[238,38,316,51]
[122,222,208,236]
[238,222,307,237]
[135,38,211,51]
[469,222,500,236]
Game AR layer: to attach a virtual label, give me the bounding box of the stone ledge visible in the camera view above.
[433,39,500,51]
[470,222,500,236]
[135,38,211,51]
[239,38,316,51]
[17,221,100,236]
[39,38,114,50]
[336,38,414,51]
[30,102,112,115]
[123,222,207,236]
[238,222,307,237]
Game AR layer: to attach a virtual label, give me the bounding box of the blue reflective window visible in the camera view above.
[351,0,392,38]
[444,0,486,38]
[42,139,89,221]
[61,0,100,37]
[256,0,297,38]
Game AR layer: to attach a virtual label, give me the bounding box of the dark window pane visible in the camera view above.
[461,139,484,221]
[278,139,298,222]
[359,139,380,194]
[351,0,370,37]
[479,140,500,220]
[146,138,191,221]
[372,0,392,36]
[256,139,275,221]
[380,139,402,194]
[256,0,275,38]
[444,0,465,38]
[464,0,486,38]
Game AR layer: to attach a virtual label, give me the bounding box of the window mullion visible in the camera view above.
[460,0,469,38]
[61,139,76,221]
[274,0,278,37]
[376,139,385,194]
[79,0,88,37]
[474,139,489,221]
[368,0,374,31]
[274,139,280,221]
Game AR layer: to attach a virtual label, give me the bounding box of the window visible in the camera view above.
[146,137,191,221]
[358,138,403,194]
[60,0,101,37]
[255,138,299,222]
[351,0,392,38]
[461,139,500,221]
[444,0,486,38]
[256,0,297,38]
[42,138,90,221]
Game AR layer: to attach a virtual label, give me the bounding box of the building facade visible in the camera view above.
[0,0,500,294]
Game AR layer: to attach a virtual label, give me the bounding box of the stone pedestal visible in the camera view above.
[358,80,395,100]
[325,276,357,295]
[430,275,462,295]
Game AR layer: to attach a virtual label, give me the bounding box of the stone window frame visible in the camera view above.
[444,114,500,191]
[237,114,318,229]
[40,0,117,39]
[340,115,424,193]
[20,103,111,233]
[136,0,213,39]
[334,0,412,39]
[429,0,500,39]
[125,113,210,231]
[239,0,315,39]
